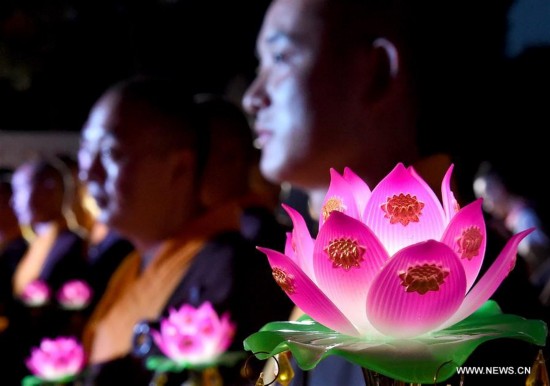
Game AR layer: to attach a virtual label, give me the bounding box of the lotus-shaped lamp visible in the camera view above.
[57,279,92,310]
[148,301,240,372]
[20,280,51,307]
[244,163,547,383]
[24,336,85,384]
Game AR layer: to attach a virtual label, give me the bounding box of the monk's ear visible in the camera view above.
[363,37,399,102]
[373,38,399,78]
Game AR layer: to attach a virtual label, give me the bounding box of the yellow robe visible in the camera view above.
[12,221,62,296]
[82,203,241,364]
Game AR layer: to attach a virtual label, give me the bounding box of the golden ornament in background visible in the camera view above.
[276,351,295,386]
[526,350,550,386]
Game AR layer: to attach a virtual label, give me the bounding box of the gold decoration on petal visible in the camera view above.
[272,267,296,294]
[453,201,461,214]
[456,226,483,260]
[509,257,517,273]
[322,196,346,221]
[399,263,449,294]
[381,193,424,226]
[324,238,365,270]
[290,234,297,253]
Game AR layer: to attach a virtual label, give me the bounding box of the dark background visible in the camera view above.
[0,0,271,132]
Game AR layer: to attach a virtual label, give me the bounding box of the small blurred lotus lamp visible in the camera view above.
[23,336,86,385]
[56,279,92,310]
[146,301,246,381]
[20,280,51,307]
[244,163,547,384]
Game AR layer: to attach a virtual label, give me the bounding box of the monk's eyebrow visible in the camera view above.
[265,31,290,45]
[255,30,290,59]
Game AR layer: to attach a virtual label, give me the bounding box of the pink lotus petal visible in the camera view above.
[21,280,51,306]
[313,211,389,332]
[284,232,297,263]
[318,169,361,229]
[439,229,534,329]
[218,314,236,351]
[441,199,486,291]
[407,164,447,209]
[363,163,446,255]
[367,240,466,338]
[168,305,197,332]
[152,301,235,365]
[151,329,169,355]
[195,302,218,325]
[257,163,537,341]
[57,279,93,309]
[157,329,204,361]
[343,167,372,215]
[259,247,359,336]
[441,164,460,222]
[282,204,316,280]
[26,337,85,381]
[196,317,217,338]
